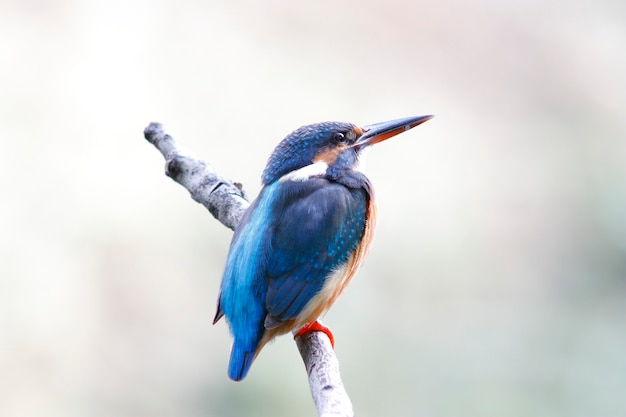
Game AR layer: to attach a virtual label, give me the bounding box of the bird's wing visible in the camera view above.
[265,178,368,323]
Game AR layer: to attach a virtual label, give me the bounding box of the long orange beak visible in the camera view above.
[356,115,434,148]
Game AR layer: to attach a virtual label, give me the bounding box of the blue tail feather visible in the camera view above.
[228,343,257,381]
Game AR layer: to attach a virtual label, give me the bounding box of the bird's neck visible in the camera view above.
[278,161,328,183]
[275,160,371,192]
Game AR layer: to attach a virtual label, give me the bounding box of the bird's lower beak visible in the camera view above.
[356,115,434,148]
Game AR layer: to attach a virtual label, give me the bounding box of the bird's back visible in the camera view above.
[216,175,375,380]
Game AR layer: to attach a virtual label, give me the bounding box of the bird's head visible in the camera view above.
[261,115,433,185]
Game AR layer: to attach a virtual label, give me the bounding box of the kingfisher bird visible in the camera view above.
[213,115,433,380]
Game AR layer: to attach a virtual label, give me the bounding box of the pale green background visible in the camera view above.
[1,1,625,416]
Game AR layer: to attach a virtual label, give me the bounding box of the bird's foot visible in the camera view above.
[294,320,335,348]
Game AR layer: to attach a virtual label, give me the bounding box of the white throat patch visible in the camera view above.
[278,161,329,183]
[353,147,369,173]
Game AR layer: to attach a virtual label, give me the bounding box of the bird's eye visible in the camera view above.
[333,132,346,143]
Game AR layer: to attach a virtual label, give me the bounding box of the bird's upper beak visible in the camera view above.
[356,115,434,148]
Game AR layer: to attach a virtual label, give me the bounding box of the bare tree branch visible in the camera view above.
[296,328,354,417]
[143,122,248,231]
[143,122,354,417]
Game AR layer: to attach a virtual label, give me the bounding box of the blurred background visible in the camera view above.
[1,0,625,416]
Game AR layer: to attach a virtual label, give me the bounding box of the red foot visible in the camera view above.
[294,320,335,348]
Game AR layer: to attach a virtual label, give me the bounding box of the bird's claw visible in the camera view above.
[294,320,335,348]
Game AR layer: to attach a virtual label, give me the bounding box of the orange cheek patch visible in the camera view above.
[313,145,345,165]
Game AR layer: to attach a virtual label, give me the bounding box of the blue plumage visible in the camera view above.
[214,115,433,380]
[265,179,368,321]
